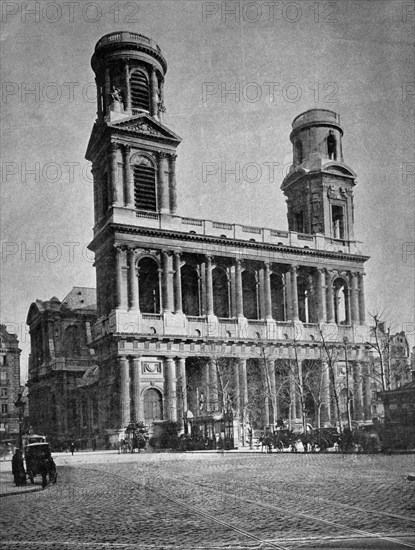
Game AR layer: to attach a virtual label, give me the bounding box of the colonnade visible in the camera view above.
[109,248,366,325]
[116,355,373,432]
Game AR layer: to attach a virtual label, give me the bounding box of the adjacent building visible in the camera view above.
[0,325,22,440]
[26,288,97,445]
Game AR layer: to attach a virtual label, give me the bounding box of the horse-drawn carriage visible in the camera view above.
[25,442,57,487]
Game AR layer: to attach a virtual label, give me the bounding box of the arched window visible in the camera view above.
[143,389,163,424]
[133,156,157,212]
[212,267,230,317]
[333,278,349,325]
[64,326,81,356]
[327,133,337,160]
[138,257,160,314]
[295,140,303,164]
[181,264,200,316]
[130,70,150,112]
[242,270,258,319]
[270,273,285,321]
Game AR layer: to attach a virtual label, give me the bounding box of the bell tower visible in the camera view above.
[281,109,357,241]
[86,32,181,225]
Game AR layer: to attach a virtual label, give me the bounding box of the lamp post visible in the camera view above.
[14,392,25,450]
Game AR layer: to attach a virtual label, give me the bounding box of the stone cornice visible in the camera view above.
[89,223,369,265]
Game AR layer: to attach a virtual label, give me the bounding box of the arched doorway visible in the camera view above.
[143,388,163,424]
[242,270,258,319]
[212,267,229,317]
[181,264,200,316]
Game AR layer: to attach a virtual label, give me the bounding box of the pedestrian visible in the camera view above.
[12,449,26,486]
[69,442,75,456]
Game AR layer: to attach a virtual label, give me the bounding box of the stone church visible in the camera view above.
[82,31,374,447]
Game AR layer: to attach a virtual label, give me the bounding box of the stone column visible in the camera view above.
[128,248,139,311]
[325,270,335,323]
[104,67,110,113]
[317,268,327,323]
[264,262,272,320]
[123,145,134,208]
[173,252,183,314]
[235,259,243,317]
[95,78,103,120]
[158,152,169,214]
[289,369,296,422]
[109,143,120,206]
[239,358,248,417]
[269,360,277,426]
[209,359,219,411]
[169,154,178,215]
[132,357,141,422]
[358,273,366,324]
[119,356,130,428]
[206,256,214,316]
[233,361,241,418]
[350,273,359,325]
[344,287,351,325]
[363,363,372,420]
[124,62,131,111]
[296,360,303,419]
[290,265,299,321]
[150,67,158,117]
[115,246,124,309]
[202,361,210,413]
[177,357,187,430]
[165,358,177,422]
[162,251,174,313]
[321,361,331,425]
[353,362,364,420]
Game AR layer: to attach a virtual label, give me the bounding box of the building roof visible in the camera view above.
[26,288,96,324]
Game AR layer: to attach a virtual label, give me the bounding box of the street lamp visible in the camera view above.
[14,392,25,450]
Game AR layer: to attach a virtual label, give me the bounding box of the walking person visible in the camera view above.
[12,449,26,486]
[69,442,75,456]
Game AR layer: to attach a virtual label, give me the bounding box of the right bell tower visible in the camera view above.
[281,109,357,242]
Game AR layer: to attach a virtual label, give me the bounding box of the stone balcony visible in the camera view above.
[95,208,364,256]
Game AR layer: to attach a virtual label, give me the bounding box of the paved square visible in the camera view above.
[1,452,414,549]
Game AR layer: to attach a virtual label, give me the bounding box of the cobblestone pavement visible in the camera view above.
[1,452,414,549]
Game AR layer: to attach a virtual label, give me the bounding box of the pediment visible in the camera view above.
[109,114,182,143]
[322,161,356,179]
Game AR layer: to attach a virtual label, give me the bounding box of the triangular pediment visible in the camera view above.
[109,114,182,143]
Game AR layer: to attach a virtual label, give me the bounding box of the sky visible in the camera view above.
[1,0,414,381]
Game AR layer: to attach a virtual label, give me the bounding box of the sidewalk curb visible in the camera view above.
[0,487,43,498]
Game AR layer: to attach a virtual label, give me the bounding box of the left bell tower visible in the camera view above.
[86,31,181,228]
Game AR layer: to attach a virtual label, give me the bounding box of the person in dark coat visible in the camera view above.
[12,449,26,486]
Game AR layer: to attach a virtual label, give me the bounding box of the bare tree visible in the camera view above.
[318,326,344,433]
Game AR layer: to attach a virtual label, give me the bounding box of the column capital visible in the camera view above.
[124,144,132,154]
[290,264,298,272]
[158,150,168,160]
[110,142,119,153]
[169,153,177,162]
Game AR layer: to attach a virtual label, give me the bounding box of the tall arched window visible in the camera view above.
[242,270,259,319]
[270,273,285,321]
[333,278,349,325]
[143,389,163,424]
[212,267,229,317]
[133,155,157,212]
[130,69,150,112]
[327,133,337,160]
[138,257,160,313]
[295,140,303,164]
[181,264,200,316]
[64,326,81,356]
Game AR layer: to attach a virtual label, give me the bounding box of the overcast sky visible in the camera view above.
[1,0,414,380]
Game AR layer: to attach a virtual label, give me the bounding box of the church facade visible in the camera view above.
[86,32,373,446]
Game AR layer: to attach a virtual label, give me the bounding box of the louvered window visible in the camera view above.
[133,157,157,211]
[130,70,149,111]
